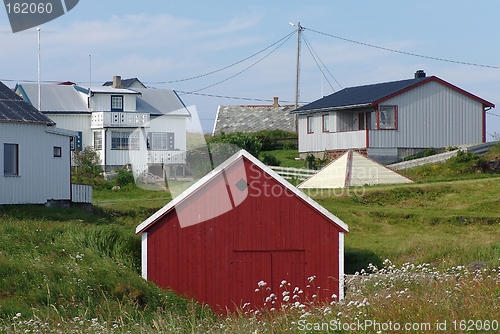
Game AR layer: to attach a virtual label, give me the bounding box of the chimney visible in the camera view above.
[112,75,122,88]
[414,70,426,78]
[273,96,280,107]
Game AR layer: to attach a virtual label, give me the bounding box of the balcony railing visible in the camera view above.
[91,112,150,128]
[147,150,186,165]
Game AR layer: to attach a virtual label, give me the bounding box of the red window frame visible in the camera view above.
[307,116,314,134]
[376,105,398,130]
[322,114,330,132]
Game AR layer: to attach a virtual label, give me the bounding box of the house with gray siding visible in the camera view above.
[292,70,495,163]
[15,76,190,177]
[0,80,73,205]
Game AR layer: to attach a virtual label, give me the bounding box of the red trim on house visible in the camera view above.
[365,128,369,148]
[371,76,495,108]
[307,116,314,134]
[344,150,353,187]
[322,114,329,133]
[483,106,486,143]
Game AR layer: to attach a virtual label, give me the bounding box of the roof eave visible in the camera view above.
[291,103,372,114]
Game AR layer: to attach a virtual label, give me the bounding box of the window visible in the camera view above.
[111,95,123,111]
[322,114,330,132]
[307,116,314,134]
[4,143,18,176]
[111,131,139,150]
[53,146,62,157]
[358,113,365,130]
[147,132,175,150]
[93,131,102,150]
[378,105,398,130]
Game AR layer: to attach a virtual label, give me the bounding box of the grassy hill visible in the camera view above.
[1,148,500,332]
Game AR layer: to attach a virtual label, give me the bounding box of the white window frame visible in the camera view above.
[93,131,103,150]
[111,131,139,150]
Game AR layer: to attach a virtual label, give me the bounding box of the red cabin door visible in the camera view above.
[230,250,305,311]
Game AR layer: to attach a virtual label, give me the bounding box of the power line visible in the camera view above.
[305,27,499,69]
[301,32,342,93]
[184,31,295,93]
[486,111,500,118]
[176,90,310,104]
[149,31,295,85]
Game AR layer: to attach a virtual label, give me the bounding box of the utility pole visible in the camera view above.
[294,22,302,110]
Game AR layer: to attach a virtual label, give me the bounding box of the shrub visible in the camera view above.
[260,152,280,166]
[208,132,262,162]
[115,169,135,187]
[72,146,104,187]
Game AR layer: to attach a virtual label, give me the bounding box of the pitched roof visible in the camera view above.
[134,88,190,117]
[298,150,413,189]
[15,83,89,114]
[212,104,296,135]
[16,83,190,117]
[0,81,54,124]
[293,75,494,113]
[102,77,146,88]
[136,149,348,234]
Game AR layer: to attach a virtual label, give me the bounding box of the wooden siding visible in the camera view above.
[0,123,71,204]
[145,157,343,313]
[298,113,365,153]
[46,114,92,147]
[369,80,484,148]
[89,93,136,112]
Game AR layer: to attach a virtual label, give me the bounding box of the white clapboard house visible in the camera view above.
[0,80,74,205]
[291,70,495,163]
[15,76,190,177]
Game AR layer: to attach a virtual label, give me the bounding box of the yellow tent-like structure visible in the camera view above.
[298,150,413,189]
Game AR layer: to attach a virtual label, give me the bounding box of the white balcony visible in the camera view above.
[148,150,186,165]
[91,111,150,128]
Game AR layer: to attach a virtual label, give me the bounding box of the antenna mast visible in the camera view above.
[37,27,41,111]
[294,22,302,110]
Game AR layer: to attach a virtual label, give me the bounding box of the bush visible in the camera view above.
[208,131,262,162]
[72,147,104,187]
[115,169,135,187]
[260,152,280,166]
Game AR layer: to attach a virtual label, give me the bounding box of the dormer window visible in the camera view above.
[111,95,123,111]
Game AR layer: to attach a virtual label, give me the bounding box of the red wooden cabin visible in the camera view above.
[136,150,349,314]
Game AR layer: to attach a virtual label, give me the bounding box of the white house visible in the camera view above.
[291,70,495,163]
[0,80,74,205]
[15,76,190,177]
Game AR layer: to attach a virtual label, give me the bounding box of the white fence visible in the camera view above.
[269,166,317,181]
[71,184,93,204]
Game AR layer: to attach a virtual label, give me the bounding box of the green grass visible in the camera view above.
[1,148,500,332]
[310,177,500,272]
[259,149,305,168]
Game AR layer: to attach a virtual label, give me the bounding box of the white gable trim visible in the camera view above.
[338,232,345,301]
[141,233,148,280]
[136,149,349,234]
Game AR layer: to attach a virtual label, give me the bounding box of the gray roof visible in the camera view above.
[134,88,190,117]
[16,83,88,113]
[212,104,296,135]
[0,81,54,124]
[103,78,146,89]
[16,83,190,117]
